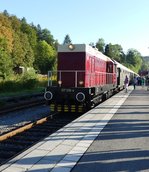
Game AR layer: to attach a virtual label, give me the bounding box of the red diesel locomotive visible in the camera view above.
[44,44,135,113]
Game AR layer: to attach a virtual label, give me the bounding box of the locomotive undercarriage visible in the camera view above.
[44,84,117,113]
[45,87,91,113]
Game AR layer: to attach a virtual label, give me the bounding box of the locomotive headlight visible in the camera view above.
[76,92,85,102]
[68,44,75,50]
[44,91,53,100]
[58,80,62,85]
[79,80,84,85]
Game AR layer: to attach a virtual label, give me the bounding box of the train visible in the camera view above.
[44,43,137,113]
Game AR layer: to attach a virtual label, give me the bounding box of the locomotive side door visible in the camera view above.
[117,67,120,86]
[89,56,95,87]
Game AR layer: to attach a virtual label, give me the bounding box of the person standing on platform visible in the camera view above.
[141,77,145,88]
[133,76,137,89]
[124,75,129,93]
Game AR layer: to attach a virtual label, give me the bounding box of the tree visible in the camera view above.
[126,49,142,72]
[10,15,21,31]
[36,27,55,46]
[140,57,149,71]
[12,32,34,68]
[105,43,124,62]
[0,13,14,53]
[0,38,12,78]
[21,18,37,51]
[0,12,59,76]
[3,10,9,17]
[63,34,72,44]
[20,33,34,67]
[35,24,42,40]
[141,61,149,71]
[34,40,56,74]
[96,38,105,53]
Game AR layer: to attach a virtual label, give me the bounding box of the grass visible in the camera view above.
[0,87,45,98]
[0,78,48,98]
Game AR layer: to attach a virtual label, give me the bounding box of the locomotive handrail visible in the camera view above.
[47,70,115,87]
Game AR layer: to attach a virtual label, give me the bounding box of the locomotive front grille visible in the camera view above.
[64,105,69,112]
[49,104,84,113]
[50,104,55,111]
[71,105,76,112]
[78,105,83,113]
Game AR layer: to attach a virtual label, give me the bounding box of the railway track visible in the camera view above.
[0,93,45,115]
[0,112,80,166]
[0,90,120,166]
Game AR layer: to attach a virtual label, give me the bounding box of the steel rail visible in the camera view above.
[0,113,54,142]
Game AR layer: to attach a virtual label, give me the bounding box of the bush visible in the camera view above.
[22,78,38,89]
[21,68,37,80]
[0,80,19,92]
[0,70,49,94]
[0,79,40,92]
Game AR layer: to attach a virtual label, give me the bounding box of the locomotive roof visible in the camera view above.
[114,60,131,71]
[58,44,112,62]
[113,60,139,75]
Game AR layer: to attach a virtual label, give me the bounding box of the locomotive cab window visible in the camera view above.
[107,61,113,73]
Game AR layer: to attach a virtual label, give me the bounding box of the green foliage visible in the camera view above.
[0,50,12,78]
[126,49,142,72]
[0,79,38,92]
[0,13,14,53]
[21,68,37,80]
[96,38,105,53]
[10,15,21,31]
[23,79,38,89]
[3,10,9,17]
[39,29,54,46]
[0,70,38,92]
[0,73,47,94]
[0,11,57,93]
[105,43,124,62]
[20,69,37,89]
[21,18,37,49]
[0,10,144,84]
[92,38,143,74]
[0,11,57,79]
[0,80,19,92]
[34,40,56,74]
[140,57,149,71]
[12,32,34,67]
[0,38,13,79]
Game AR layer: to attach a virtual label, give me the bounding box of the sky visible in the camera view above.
[0,0,149,56]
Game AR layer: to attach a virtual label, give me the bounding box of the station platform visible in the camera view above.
[1,85,149,172]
